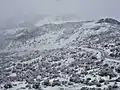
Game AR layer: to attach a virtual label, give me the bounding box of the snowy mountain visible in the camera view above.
[0,17,120,90]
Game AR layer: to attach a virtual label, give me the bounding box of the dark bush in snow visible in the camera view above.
[61,81,68,85]
[4,83,12,89]
[69,76,83,83]
[42,79,51,86]
[91,56,97,60]
[89,87,96,90]
[96,82,101,87]
[99,78,105,83]
[103,63,109,67]
[68,82,73,85]
[108,85,113,90]
[107,83,119,90]
[115,77,120,82]
[98,68,117,78]
[80,87,89,90]
[115,66,120,73]
[32,82,40,89]
[112,82,119,88]
[26,84,32,89]
[87,81,94,86]
[52,79,61,87]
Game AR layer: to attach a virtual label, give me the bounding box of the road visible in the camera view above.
[81,46,120,63]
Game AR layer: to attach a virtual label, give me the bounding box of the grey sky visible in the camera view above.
[0,0,120,20]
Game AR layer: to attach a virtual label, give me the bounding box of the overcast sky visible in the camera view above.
[0,0,120,21]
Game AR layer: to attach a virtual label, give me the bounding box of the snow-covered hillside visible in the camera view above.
[0,17,120,90]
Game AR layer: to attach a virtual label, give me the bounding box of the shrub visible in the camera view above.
[115,66,120,73]
[52,79,61,87]
[98,68,117,78]
[42,79,51,86]
[81,87,89,90]
[4,83,12,89]
[32,82,40,89]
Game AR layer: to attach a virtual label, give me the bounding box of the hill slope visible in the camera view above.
[0,18,120,90]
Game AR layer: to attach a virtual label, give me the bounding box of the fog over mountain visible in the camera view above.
[0,0,120,21]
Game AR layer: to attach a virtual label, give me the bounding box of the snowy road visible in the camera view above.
[81,46,120,63]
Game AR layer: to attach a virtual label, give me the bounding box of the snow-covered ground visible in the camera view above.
[0,18,120,90]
